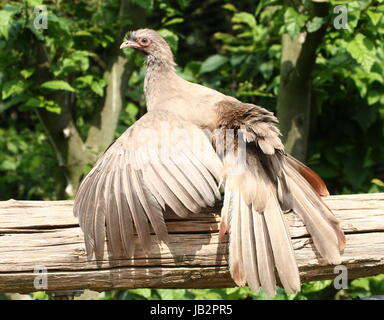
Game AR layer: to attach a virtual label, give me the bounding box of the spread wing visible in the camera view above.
[74,109,222,260]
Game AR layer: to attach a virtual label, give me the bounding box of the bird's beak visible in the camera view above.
[120,40,139,49]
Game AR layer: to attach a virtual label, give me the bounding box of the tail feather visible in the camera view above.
[263,191,300,293]
[221,148,344,296]
[227,189,246,286]
[252,207,276,296]
[284,162,346,260]
[223,152,300,296]
[285,154,330,197]
[240,199,261,292]
[284,158,345,244]
[216,100,344,296]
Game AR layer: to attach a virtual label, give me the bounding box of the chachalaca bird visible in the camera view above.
[74,29,345,296]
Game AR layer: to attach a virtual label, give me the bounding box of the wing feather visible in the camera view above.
[74,109,223,259]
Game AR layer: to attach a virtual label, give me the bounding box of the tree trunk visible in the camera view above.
[277,2,330,161]
[85,0,146,157]
[32,43,91,198]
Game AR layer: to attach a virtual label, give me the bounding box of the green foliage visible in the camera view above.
[337,274,384,299]
[104,287,293,300]
[283,7,308,38]
[32,291,50,300]
[40,80,76,92]
[0,125,58,199]
[0,0,137,199]
[200,55,229,74]
[307,0,384,194]
[0,4,19,39]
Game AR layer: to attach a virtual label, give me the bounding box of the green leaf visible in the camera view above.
[301,280,332,294]
[74,30,93,37]
[367,10,383,25]
[156,289,186,300]
[58,51,93,75]
[45,103,61,114]
[232,12,257,29]
[48,13,72,34]
[26,0,44,6]
[222,3,237,12]
[225,287,239,295]
[345,33,376,73]
[0,5,19,39]
[259,60,274,79]
[346,2,362,31]
[176,0,191,10]
[26,96,61,114]
[26,97,44,108]
[129,289,152,299]
[0,94,29,112]
[200,55,228,73]
[158,29,179,53]
[183,61,201,76]
[32,292,50,300]
[367,90,380,105]
[0,158,17,170]
[155,289,172,300]
[351,278,370,291]
[2,80,28,99]
[40,80,75,92]
[163,17,184,27]
[125,102,139,122]
[6,141,18,153]
[90,81,105,96]
[130,0,154,11]
[20,69,34,79]
[372,178,384,187]
[190,289,223,300]
[306,17,326,33]
[76,75,93,85]
[284,7,308,38]
[351,75,367,97]
[230,54,246,66]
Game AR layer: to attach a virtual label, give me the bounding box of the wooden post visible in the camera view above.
[0,193,383,293]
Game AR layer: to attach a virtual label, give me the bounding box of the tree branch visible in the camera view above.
[277,1,330,161]
[0,193,383,293]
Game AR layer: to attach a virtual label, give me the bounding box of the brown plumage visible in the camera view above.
[74,29,345,296]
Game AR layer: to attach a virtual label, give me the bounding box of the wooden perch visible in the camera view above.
[0,193,383,294]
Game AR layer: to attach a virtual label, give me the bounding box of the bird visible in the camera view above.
[74,28,346,296]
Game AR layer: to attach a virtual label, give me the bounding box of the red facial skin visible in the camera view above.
[120,37,152,53]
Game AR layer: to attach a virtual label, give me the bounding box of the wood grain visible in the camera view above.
[0,193,383,293]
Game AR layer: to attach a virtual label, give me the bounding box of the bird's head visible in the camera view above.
[120,29,175,68]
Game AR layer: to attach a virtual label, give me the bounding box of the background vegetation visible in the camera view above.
[0,0,383,300]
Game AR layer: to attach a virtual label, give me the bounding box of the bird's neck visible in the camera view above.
[144,57,180,111]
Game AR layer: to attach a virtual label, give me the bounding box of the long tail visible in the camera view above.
[220,146,345,296]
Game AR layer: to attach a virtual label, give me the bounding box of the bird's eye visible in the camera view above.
[139,38,150,46]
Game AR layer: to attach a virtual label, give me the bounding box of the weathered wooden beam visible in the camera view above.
[0,193,383,293]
